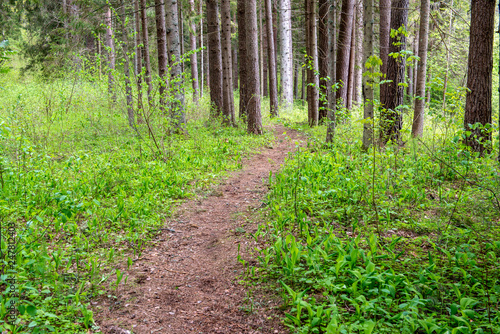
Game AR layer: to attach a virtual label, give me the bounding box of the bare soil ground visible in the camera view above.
[95,125,303,334]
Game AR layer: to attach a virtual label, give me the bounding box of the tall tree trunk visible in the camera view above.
[199,0,204,97]
[346,8,357,111]
[318,0,329,121]
[301,65,306,104]
[178,3,184,72]
[380,0,409,145]
[305,0,319,126]
[279,0,294,108]
[237,0,248,118]
[326,0,337,142]
[155,0,168,111]
[189,0,199,103]
[442,0,454,115]
[120,1,134,128]
[140,0,152,106]
[221,0,235,125]
[207,0,224,117]
[463,0,495,154]
[293,59,299,99]
[105,6,116,102]
[165,0,186,131]
[336,0,355,109]
[411,0,430,137]
[379,0,391,104]
[263,27,269,97]
[232,11,239,91]
[354,4,363,105]
[362,0,374,149]
[134,0,144,119]
[265,0,279,117]
[246,0,264,134]
[259,1,264,96]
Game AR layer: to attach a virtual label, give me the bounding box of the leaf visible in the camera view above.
[26,305,37,316]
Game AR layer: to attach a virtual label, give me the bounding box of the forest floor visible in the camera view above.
[95,124,302,334]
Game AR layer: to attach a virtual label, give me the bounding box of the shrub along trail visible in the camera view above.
[96,124,302,334]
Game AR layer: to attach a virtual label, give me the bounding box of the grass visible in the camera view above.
[251,108,500,333]
[0,66,274,333]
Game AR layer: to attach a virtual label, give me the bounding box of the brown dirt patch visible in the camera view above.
[95,124,303,334]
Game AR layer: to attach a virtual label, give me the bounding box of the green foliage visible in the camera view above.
[253,121,500,333]
[0,65,272,332]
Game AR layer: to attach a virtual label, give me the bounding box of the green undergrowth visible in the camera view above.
[252,118,500,333]
[0,70,273,333]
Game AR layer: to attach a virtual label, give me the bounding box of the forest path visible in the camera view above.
[97,124,303,334]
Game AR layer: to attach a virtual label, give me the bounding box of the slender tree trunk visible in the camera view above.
[326,0,337,142]
[105,6,116,102]
[134,0,144,120]
[259,1,264,96]
[265,0,279,117]
[140,0,152,106]
[263,27,269,97]
[246,0,264,134]
[442,0,454,115]
[464,0,495,154]
[232,11,239,91]
[237,0,248,118]
[178,3,184,72]
[336,0,355,109]
[379,0,391,104]
[354,4,363,105]
[318,0,329,121]
[120,1,134,128]
[155,0,168,111]
[293,59,299,99]
[199,1,204,97]
[165,0,186,131]
[207,0,224,117]
[411,0,430,137]
[189,0,199,103]
[362,0,374,149]
[221,0,235,125]
[301,65,306,104]
[279,0,294,108]
[380,0,409,145]
[346,8,357,111]
[305,0,319,126]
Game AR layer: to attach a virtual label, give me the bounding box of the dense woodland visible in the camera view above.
[0,0,500,333]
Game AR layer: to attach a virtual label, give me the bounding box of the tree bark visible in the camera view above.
[105,6,116,102]
[379,0,391,104]
[265,0,279,117]
[259,2,264,96]
[263,26,269,97]
[335,0,355,109]
[246,0,264,134]
[318,0,329,121]
[155,0,168,111]
[380,0,409,145]
[232,10,239,91]
[221,0,236,125]
[279,0,294,108]
[411,0,430,137]
[362,0,374,149]
[140,0,153,106]
[346,8,357,111]
[464,0,495,154]
[207,0,224,117]
[165,0,186,131]
[134,0,144,119]
[200,0,204,97]
[293,59,299,99]
[120,1,134,128]
[354,4,363,105]
[237,0,248,118]
[189,0,199,103]
[305,0,319,126]
[178,3,184,72]
[326,0,337,142]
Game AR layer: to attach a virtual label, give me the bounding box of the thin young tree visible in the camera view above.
[380,0,409,145]
[134,0,144,117]
[265,0,278,117]
[189,0,199,103]
[206,0,224,117]
[140,0,152,106]
[318,0,329,121]
[411,0,430,137]
[336,0,355,110]
[154,0,168,111]
[199,0,204,97]
[119,1,134,128]
[105,5,116,102]
[362,0,374,149]
[246,0,264,134]
[221,0,235,125]
[165,0,186,131]
[279,0,294,108]
[326,0,337,142]
[305,0,319,126]
[237,0,248,118]
[346,8,357,111]
[379,0,391,103]
[463,0,495,154]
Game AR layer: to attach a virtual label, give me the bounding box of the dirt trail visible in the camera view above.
[97,125,303,334]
